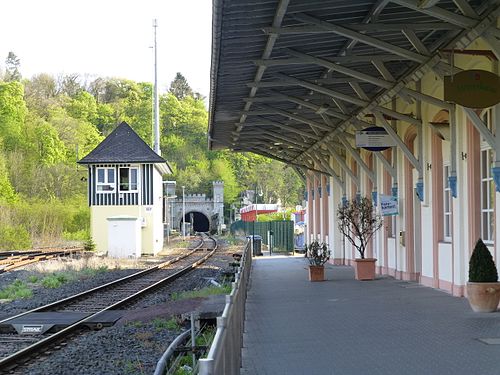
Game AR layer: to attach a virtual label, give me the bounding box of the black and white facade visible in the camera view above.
[78,122,171,257]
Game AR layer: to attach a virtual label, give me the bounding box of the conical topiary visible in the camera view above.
[469,238,498,282]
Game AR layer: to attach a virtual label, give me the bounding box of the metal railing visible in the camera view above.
[198,239,252,375]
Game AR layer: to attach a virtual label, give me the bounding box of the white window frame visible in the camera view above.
[480,148,494,243]
[480,109,494,244]
[96,167,116,194]
[443,164,452,242]
[119,167,139,192]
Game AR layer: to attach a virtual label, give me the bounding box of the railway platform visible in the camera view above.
[241,255,500,375]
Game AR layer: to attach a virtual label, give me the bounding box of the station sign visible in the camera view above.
[355,126,395,151]
[380,194,398,216]
[444,70,500,108]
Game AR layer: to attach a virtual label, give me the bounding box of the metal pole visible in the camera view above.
[152,19,161,155]
[166,197,170,244]
[182,186,186,240]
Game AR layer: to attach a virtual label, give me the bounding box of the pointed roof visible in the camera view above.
[78,122,167,165]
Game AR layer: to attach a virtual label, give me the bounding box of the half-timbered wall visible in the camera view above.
[88,164,154,206]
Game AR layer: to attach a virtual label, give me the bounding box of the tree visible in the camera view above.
[4,52,21,82]
[0,81,27,150]
[337,197,383,259]
[24,73,59,117]
[57,73,82,98]
[168,72,193,99]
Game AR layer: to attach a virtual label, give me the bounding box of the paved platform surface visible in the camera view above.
[241,256,500,375]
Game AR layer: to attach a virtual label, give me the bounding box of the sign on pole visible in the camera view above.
[444,70,500,108]
[380,194,398,216]
[355,126,396,151]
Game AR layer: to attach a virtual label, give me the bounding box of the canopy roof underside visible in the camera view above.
[208,0,500,175]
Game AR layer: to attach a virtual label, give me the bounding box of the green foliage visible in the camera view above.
[257,211,291,222]
[152,317,181,332]
[27,275,39,283]
[83,237,96,251]
[80,266,108,277]
[169,72,193,100]
[126,321,144,328]
[0,225,31,250]
[0,81,27,150]
[171,284,232,301]
[0,72,303,247]
[305,241,330,266]
[1,197,88,245]
[0,146,17,203]
[41,272,70,288]
[469,238,498,282]
[0,279,32,300]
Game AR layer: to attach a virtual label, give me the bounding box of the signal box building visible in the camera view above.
[78,122,171,257]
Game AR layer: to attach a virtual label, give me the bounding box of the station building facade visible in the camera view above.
[306,39,500,297]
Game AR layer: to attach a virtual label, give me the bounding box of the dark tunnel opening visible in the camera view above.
[183,211,210,233]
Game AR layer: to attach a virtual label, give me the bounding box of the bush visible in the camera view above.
[305,241,330,266]
[0,279,32,300]
[0,225,31,250]
[469,238,498,282]
[83,237,96,251]
[41,273,70,288]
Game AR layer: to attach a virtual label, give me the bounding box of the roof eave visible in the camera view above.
[207,0,224,151]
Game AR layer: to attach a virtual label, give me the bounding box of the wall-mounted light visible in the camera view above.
[426,163,432,170]
[461,152,468,160]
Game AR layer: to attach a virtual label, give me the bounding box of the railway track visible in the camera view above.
[0,247,85,274]
[0,234,218,373]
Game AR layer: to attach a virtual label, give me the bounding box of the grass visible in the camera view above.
[1,258,116,302]
[196,327,216,347]
[171,284,232,301]
[152,317,182,332]
[0,279,33,300]
[121,357,145,375]
[41,272,71,288]
[126,320,144,328]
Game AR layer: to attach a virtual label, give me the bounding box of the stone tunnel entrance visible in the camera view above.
[183,211,210,233]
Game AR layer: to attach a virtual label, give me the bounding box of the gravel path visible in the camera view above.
[0,239,243,374]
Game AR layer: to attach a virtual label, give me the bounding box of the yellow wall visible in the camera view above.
[91,205,158,255]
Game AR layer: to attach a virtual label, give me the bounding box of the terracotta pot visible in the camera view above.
[466,282,500,312]
[308,265,325,282]
[354,258,377,280]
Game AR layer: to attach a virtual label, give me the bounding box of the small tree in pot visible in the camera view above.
[305,240,330,281]
[337,196,382,280]
[467,238,500,312]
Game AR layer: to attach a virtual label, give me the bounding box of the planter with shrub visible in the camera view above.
[467,238,500,313]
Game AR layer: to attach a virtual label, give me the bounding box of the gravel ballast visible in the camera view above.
[0,239,243,374]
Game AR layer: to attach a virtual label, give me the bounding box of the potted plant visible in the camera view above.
[337,196,382,280]
[467,238,500,312]
[305,240,330,281]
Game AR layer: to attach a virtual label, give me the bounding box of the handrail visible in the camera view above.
[198,239,252,375]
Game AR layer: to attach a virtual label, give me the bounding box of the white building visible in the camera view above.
[78,122,171,257]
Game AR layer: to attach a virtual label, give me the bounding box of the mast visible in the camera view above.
[153,19,161,155]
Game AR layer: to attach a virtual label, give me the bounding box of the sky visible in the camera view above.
[0,0,212,97]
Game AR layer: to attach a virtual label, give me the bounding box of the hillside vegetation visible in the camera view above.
[0,54,304,249]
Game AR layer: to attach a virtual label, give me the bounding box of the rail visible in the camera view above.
[0,236,215,371]
[198,239,252,375]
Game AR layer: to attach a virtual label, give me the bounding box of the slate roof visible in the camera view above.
[78,122,166,165]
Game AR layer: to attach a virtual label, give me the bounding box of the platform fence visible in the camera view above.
[198,239,252,375]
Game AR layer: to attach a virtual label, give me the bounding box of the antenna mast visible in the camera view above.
[153,19,161,155]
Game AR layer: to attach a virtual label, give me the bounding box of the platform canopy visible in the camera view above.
[208,0,500,177]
